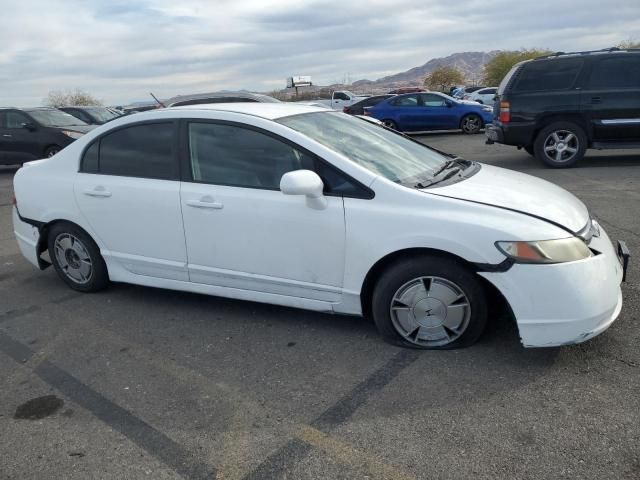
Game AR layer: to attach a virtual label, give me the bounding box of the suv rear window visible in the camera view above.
[512,58,584,92]
[589,56,640,89]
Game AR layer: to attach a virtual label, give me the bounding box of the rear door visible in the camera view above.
[582,55,640,141]
[390,94,422,130]
[74,121,188,281]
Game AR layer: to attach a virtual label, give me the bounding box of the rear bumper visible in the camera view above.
[12,207,42,269]
[480,226,626,347]
[485,122,535,146]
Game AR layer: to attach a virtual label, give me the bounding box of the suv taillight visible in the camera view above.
[499,101,510,123]
[12,195,17,207]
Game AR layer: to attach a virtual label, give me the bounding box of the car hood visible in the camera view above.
[424,164,589,233]
[50,125,96,134]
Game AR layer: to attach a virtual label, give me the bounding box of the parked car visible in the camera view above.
[303,90,369,110]
[343,94,395,115]
[467,87,497,104]
[453,86,484,99]
[12,103,628,350]
[486,48,640,167]
[60,106,121,125]
[166,91,280,107]
[364,92,493,133]
[0,107,94,165]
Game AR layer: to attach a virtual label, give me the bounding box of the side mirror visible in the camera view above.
[280,170,327,210]
[445,100,454,108]
[22,122,36,131]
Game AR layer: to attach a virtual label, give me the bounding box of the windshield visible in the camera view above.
[84,107,118,123]
[277,112,449,185]
[27,109,88,127]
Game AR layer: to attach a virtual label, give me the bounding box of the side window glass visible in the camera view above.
[514,59,583,92]
[6,112,31,129]
[97,123,176,179]
[421,94,447,107]
[188,123,309,189]
[392,95,419,107]
[589,57,640,89]
[334,92,349,101]
[81,141,99,173]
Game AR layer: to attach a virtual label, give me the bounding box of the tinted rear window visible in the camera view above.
[589,56,640,89]
[513,58,584,92]
[83,122,177,179]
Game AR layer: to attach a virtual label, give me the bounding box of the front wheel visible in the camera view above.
[534,121,587,168]
[460,114,482,134]
[371,256,487,349]
[48,222,109,292]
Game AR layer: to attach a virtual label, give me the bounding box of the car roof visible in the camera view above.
[166,91,280,106]
[165,102,328,120]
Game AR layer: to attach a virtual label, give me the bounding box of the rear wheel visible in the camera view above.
[460,114,482,134]
[44,145,61,158]
[47,222,109,292]
[382,119,398,130]
[371,256,487,349]
[534,121,586,168]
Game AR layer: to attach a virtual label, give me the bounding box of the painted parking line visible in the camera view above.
[1,310,418,480]
[0,330,216,480]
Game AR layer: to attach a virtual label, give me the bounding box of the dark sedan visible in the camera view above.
[0,108,94,165]
[343,94,396,116]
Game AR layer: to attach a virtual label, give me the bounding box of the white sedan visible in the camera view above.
[12,103,628,349]
[467,87,498,105]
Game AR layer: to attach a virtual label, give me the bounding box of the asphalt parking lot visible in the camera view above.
[1,134,639,480]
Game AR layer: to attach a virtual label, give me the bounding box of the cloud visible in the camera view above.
[1,0,638,106]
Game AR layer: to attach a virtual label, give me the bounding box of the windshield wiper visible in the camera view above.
[413,158,468,188]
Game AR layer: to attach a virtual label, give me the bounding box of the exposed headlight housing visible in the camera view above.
[496,237,592,264]
[62,130,83,139]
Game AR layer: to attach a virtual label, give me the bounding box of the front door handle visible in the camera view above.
[2,134,11,137]
[83,187,112,198]
[591,96,602,104]
[186,196,223,209]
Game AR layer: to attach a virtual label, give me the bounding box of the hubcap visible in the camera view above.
[54,233,92,284]
[544,130,579,163]
[463,116,479,133]
[390,276,471,347]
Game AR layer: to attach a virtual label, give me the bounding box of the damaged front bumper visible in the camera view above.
[479,226,628,347]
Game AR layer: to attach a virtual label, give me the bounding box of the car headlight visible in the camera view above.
[62,130,83,139]
[496,237,592,264]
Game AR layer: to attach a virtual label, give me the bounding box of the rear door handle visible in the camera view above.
[186,196,223,209]
[591,96,602,104]
[2,134,11,137]
[83,187,112,198]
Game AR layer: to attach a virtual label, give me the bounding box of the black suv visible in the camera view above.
[0,107,94,166]
[486,48,640,167]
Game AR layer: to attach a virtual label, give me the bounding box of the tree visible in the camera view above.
[482,49,551,86]
[618,39,640,49]
[423,66,465,92]
[45,89,102,107]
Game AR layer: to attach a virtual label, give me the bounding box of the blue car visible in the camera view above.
[364,92,494,134]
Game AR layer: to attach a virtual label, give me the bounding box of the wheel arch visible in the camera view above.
[35,218,102,269]
[359,247,514,323]
[533,114,591,145]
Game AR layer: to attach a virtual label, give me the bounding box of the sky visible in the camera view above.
[1,0,639,106]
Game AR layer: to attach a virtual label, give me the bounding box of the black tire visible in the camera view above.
[524,145,535,156]
[534,121,587,168]
[382,119,398,130]
[460,114,482,134]
[44,145,62,158]
[47,222,109,292]
[371,255,487,349]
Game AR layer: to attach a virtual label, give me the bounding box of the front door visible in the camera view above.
[582,55,640,142]
[180,121,346,302]
[74,121,188,281]
[418,94,457,130]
